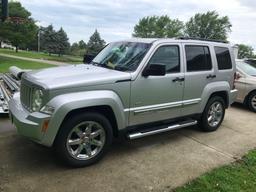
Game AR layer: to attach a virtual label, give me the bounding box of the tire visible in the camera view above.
[248,91,256,112]
[199,96,225,132]
[54,112,113,167]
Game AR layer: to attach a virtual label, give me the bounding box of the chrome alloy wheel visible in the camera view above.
[207,101,223,127]
[66,121,106,160]
[251,95,256,110]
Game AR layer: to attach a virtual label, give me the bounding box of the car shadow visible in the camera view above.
[2,124,200,173]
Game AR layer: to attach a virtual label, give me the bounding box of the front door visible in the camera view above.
[129,43,184,126]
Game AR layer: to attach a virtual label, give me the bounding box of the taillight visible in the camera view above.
[233,72,240,89]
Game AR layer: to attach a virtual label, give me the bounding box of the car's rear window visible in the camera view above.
[215,47,232,70]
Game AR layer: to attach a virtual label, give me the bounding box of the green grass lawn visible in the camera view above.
[0,48,83,64]
[175,150,256,192]
[0,55,55,73]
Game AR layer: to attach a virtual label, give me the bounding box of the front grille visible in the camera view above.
[20,82,32,111]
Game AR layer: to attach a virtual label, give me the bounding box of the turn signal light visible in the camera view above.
[42,120,50,133]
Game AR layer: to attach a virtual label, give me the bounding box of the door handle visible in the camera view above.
[172,77,185,82]
[206,74,216,79]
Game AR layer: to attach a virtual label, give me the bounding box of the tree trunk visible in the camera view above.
[15,46,19,52]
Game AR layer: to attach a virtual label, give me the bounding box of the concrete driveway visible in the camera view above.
[0,104,255,192]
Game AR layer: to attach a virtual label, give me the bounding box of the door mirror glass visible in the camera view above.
[142,64,166,77]
[83,54,97,64]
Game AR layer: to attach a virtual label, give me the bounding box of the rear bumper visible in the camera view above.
[229,89,238,105]
[9,94,51,145]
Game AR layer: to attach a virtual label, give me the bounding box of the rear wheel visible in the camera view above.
[248,91,256,112]
[199,96,225,132]
[54,112,113,167]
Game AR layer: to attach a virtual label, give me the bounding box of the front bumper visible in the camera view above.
[9,94,51,145]
[229,89,238,105]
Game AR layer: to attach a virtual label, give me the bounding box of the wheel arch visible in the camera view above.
[41,90,128,147]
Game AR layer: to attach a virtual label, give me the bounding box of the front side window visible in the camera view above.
[148,45,180,73]
[185,45,212,72]
[215,47,232,70]
[92,42,151,72]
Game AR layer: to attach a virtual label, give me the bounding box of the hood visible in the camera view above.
[23,64,131,90]
[246,75,256,84]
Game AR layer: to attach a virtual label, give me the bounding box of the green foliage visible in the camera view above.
[0,48,83,63]
[40,25,70,56]
[237,44,254,59]
[70,40,87,56]
[0,2,38,52]
[87,30,106,55]
[175,150,256,192]
[185,11,232,41]
[78,40,86,49]
[0,55,54,73]
[56,27,70,56]
[133,15,184,38]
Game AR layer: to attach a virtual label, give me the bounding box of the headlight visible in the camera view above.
[41,105,55,114]
[31,89,43,112]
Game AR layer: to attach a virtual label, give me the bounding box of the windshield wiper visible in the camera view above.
[114,65,130,72]
[90,61,101,66]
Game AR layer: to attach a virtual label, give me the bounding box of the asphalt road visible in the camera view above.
[0,104,255,192]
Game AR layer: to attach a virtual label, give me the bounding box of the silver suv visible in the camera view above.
[9,38,238,167]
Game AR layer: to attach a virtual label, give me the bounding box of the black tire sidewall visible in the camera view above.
[54,112,113,167]
[248,92,256,112]
[200,96,225,132]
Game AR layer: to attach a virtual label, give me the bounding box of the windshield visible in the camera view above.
[92,42,151,72]
[237,61,256,76]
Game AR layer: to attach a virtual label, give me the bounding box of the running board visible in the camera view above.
[128,120,197,140]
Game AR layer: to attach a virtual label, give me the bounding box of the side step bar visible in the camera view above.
[128,120,197,140]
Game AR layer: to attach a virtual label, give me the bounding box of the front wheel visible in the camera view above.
[199,96,225,132]
[54,112,113,167]
[248,91,256,112]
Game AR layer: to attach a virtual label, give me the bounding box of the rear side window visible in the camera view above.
[185,45,212,72]
[214,47,232,70]
[148,45,180,73]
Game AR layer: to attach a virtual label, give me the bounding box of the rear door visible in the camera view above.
[182,44,215,116]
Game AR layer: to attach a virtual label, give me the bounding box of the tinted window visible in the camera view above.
[148,45,180,73]
[185,46,212,72]
[215,47,232,70]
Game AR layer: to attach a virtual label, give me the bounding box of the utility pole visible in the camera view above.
[38,29,41,52]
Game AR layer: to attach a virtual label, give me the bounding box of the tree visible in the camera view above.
[78,40,86,49]
[185,11,232,41]
[133,15,184,38]
[237,44,254,59]
[0,2,38,52]
[55,27,70,56]
[71,42,79,52]
[87,30,106,55]
[40,25,70,56]
[40,25,57,55]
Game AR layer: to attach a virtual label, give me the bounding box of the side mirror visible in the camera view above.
[142,64,166,77]
[235,71,242,80]
[83,54,96,64]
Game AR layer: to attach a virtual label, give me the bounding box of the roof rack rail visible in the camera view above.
[177,37,228,43]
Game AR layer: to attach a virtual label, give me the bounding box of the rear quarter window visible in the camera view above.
[214,47,232,70]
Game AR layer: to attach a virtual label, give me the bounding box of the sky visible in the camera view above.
[18,0,256,50]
